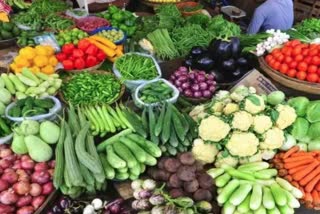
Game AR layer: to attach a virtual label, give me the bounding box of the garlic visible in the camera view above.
[91,198,103,210]
[83,204,95,214]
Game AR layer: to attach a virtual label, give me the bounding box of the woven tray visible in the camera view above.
[259,57,320,95]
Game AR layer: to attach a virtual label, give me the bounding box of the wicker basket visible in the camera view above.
[259,57,320,95]
[59,70,125,105]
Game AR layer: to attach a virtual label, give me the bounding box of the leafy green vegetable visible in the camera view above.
[207,15,241,40]
[155,4,183,30]
[287,96,310,117]
[306,101,320,123]
[294,18,320,40]
[185,14,210,27]
[29,0,70,16]
[307,122,320,140]
[290,117,310,141]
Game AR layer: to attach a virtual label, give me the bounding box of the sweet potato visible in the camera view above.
[169,174,182,188]
[169,188,185,199]
[198,173,213,189]
[177,166,196,182]
[193,189,212,201]
[184,179,199,193]
[179,152,195,165]
[164,158,181,173]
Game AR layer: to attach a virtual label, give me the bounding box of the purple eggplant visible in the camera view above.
[196,54,215,71]
[105,198,124,211]
[230,37,241,58]
[222,59,236,72]
[237,57,248,68]
[190,46,206,58]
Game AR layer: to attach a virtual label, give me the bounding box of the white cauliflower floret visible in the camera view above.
[211,101,224,113]
[275,104,297,129]
[226,132,259,157]
[223,103,239,115]
[239,151,263,164]
[192,138,219,164]
[230,85,250,102]
[199,115,231,142]
[248,87,257,94]
[244,95,266,114]
[215,152,239,168]
[215,90,230,101]
[261,150,277,160]
[253,115,273,134]
[232,111,253,131]
[189,105,207,121]
[260,127,285,150]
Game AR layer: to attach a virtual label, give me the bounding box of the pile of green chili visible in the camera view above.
[62,72,122,105]
[115,54,158,81]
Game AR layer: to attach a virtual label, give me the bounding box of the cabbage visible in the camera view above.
[290,117,310,141]
[267,91,285,106]
[287,96,310,116]
[0,88,11,104]
[306,101,320,123]
[308,139,320,151]
[307,122,320,140]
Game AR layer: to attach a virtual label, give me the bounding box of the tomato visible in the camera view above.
[308,65,318,73]
[309,44,318,50]
[305,56,312,64]
[282,47,292,56]
[294,54,304,62]
[279,64,289,74]
[284,56,292,64]
[265,55,273,64]
[290,40,301,47]
[272,51,281,59]
[289,61,298,69]
[292,46,302,56]
[296,71,307,80]
[287,69,297,78]
[299,44,309,49]
[297,62,308,72]
[307,73,319,83]
[271,48,281,56]
[276,53,285,62]
[318,68,320,76]
[312,56,320,66]
[273,61,281,70]
[309,48,319,56]
[302,49,309,56]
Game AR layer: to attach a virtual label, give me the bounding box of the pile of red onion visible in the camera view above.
[0,145,55,214]
[169,67,216,99]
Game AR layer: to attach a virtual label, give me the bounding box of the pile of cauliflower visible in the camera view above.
[191,86,297,167]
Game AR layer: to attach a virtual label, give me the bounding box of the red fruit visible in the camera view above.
[55,53,67,62]
[62,44,75,54]
[85,44,98,56]
[86,56,98,67]
[97,50,106,61]
[78,39,90,51]
[307,73,319,82]
[74,58,86,70]
[62,60,74,70]
[72,49,85,58]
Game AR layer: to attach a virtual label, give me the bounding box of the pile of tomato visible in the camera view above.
[265,40,320,83]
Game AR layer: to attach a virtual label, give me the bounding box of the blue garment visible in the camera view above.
[247,0,294,34]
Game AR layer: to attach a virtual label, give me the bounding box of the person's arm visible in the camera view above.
[247,9,265,34]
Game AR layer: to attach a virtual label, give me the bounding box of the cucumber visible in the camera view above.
[161,103,172,143]
[172,109,185,141]
[229,183,253,206]
[97,129,132,152]
[249,184,262,210]
[100,154,115,179]
[120,136,146,163]
[169,126,179,148]
[116,167,128,173]
[129,163,141,176]
[141,107,148,134]
[154,104,166,136]
[217,179,240,204]
[140,163,146,173]
[144,152,157,166]
[127,134,162,158]
[106,145,126,169]
[113,142,138,168]
[270,183,287,206]
[148,106,159,145]
[115,172,129,180]
[122,108,147,138]
[262,186,275,210]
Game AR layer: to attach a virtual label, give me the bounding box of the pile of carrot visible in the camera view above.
[271,146,320,209]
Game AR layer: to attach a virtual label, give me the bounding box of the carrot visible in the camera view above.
[312,190,320,206]
[304,192,313,203]
[305,173,320,193]
[292,161,319,181]
[284,156,316,163]
[283,146,299,159]
[316,181,320,191]
[284,159,314,169]
[300,165,320,186]
[291,181,300,188]
[289,164,310,174]
[279,153,285,159]
[291,151,312,157]
[283,175,293,182]
[279,169,288,177]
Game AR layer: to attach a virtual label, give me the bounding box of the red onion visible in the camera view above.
[48,160,55,169]
[2,170,18,184]
[42,182,54,195]
[209,85,216,92]
[0,168,3,175]
[203,90,212,98]
[177,75,188,83]
[21,159,35,170]
[207,74,214,80]
[199,71,206,75]
[48,169,54,177]
[31,195,45,209]
[16,195,33,207]
[16,169,29,182]
[29,183,42,197]
[0,159,11,169]
[174,80,182,87]
[0,149,12,158]
[0,189,18,205]
[13,181,31,195]
[184,90,193,97]
[16,206,34,214]
[179,66,188,72]
[4,154,17,162]
[194,91,202,98]
[188,72,195,79]
[13,160,22,170]
[197,74,206,82]
[191,84,200,92]
[0,204,14,213]
[177,87,183,92]
[34,162,48,172]
[181,82,190,89]
[199,82,208,90]
[21,155,30,162]
[0,179,9,191]
[170,76,176,81]
[31,171,50,184]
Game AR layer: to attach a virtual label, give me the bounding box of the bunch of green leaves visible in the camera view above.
[238,33,271,52]
[294,18,320,39]
[155,4,184,30]
[207,15,241,40]
[185,14,210,28]
[133,16,159,42]
[29,0,70,16]
[13,10,43,31]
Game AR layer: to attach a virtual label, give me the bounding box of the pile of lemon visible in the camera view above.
[10,45,58,74]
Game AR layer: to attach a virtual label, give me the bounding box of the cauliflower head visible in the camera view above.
[253,115,273,134]
[239,151,262,164]
[192,138,219,164]
[275,104,297,129]
[199,115,231,142]
[244,95,266,114]
[215,152,239,168]
[223,103,239,115]
[190,104,207,121]
[226,132,259,157]
[211,101,224,113]
[261,150,277,160]
[232,111,253,131]
[260,127,285,150]
[230,85,250,102]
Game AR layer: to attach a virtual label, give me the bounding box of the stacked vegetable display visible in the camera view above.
[208,161,303,214]
[271,147,320,209]
[55,28,88,46]
[189,86,297,165]
[0,144,55,214]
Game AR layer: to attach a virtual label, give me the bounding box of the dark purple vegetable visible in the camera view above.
[184,179,199,193]
[169,174,182,188]
[193,91,202,98]
[230,37,241,58]
[169,189,185,198]
[222,59,236,72]
[184,58,194,68]
[216,41,232,60]
[208,39,222,58]
[237,57,248,68]
[190,46,206,58]
[59,197,70,209]
[191,84,200,92]
[105,198,124,211]
[203,90,212,98]
[138,190,152,199]
[179,152,195,165]
[109,204,121,214]
[193,189,212,201]
[177,166,196,181]
[196,54,215,71]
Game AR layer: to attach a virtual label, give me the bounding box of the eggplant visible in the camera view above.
[208,39,222,58]
[222,59,236,72]
[184,58,194,68]
[190,46,206,58]
[230,37,241,58]
[216,41,232,60]
[237,57,248,68]
[196,54,215,71]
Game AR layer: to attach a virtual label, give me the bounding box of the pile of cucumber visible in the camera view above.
[0,118,11,138]
[97,129,162,181]
[138,80,174,104]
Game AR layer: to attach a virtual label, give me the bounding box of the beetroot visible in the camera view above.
[184,180,199,193]
[168,174,182,188]
[179,152,195,165]
[177,166,196,182]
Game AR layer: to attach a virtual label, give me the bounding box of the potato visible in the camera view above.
[195,161,204,172]
[168,174,182,188]
[198,173,213,189]
[157,157,168,170]
[179,152,195,165]
[164,158,181,173]
[169,189,185,199]
[147,168,170,181]
[183,179,199,193]
[177,166,196,182]
[193,189,212,201]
